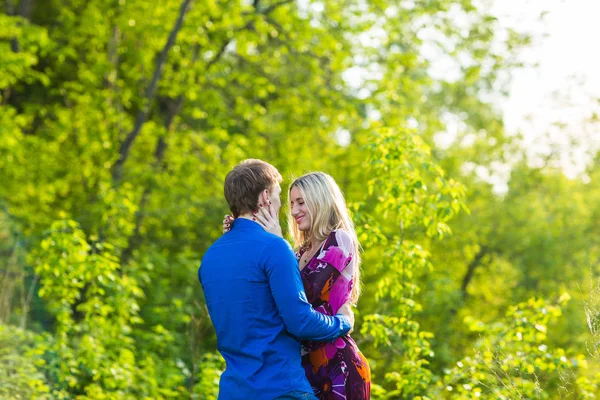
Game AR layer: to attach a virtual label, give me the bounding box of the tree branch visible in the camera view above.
[120,43,200,265]
[119,14,262,264]
[119,98,182,266]
[206,39,231,71]
[4,0,36,103]
[460,246,488,299]
[20,274,38,329]
[262,0,294,15]
[19,0,34,20]
[111,0,193,183]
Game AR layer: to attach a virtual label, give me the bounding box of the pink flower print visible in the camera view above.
[319,246,351,272]
[329,276,353,313]
[325,338,347,359]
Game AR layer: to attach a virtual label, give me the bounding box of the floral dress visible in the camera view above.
[298,230,371,400]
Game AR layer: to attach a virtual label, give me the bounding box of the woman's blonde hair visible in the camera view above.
[287,172,361,303]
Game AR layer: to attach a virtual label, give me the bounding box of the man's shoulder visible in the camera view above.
[200,235,238,269]
[202,235,227,256]
[262,233,294,252]
[203,230,283,258]
[259,235,298,272]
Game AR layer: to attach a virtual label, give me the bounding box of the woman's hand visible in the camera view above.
[254,202,283,238]
[338,301,355,334]
[223,214,234,233]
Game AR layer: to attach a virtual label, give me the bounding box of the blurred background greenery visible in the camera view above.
[1,0,599,398]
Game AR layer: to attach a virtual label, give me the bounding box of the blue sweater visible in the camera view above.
[199,218,351,399]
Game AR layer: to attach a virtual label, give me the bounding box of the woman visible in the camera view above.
[224,172,371,400]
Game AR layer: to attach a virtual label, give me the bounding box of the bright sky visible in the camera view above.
[492,0,600,177]
[339,0,600,182]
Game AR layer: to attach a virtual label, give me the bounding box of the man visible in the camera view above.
[199,159,352,400]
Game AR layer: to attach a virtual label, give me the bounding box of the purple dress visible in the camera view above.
[298,230,371,400]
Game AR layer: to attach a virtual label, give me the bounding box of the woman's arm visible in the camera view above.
[317,230,357,318]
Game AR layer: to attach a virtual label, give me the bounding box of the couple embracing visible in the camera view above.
[199,159,370,400]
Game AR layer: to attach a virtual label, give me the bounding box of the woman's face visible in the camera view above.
[290,186,311,232]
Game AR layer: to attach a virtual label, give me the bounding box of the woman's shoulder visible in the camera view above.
[326,229,353,251]
[329,229,352,242]
[318,230,354,270]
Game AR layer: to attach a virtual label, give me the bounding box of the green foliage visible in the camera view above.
[439,296,596,399]
[192,352,225,400]
[30,219,184,398]
[353,127,467,398]
[0,323,51,399]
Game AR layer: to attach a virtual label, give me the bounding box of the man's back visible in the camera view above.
[199,218,313,399]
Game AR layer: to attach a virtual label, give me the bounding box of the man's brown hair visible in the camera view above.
[224,159,282,218]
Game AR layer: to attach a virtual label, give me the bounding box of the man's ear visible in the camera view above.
[261,189,270,204]
[257,189,269,206]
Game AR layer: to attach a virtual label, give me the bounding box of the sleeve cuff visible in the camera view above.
[336,314,352,336]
